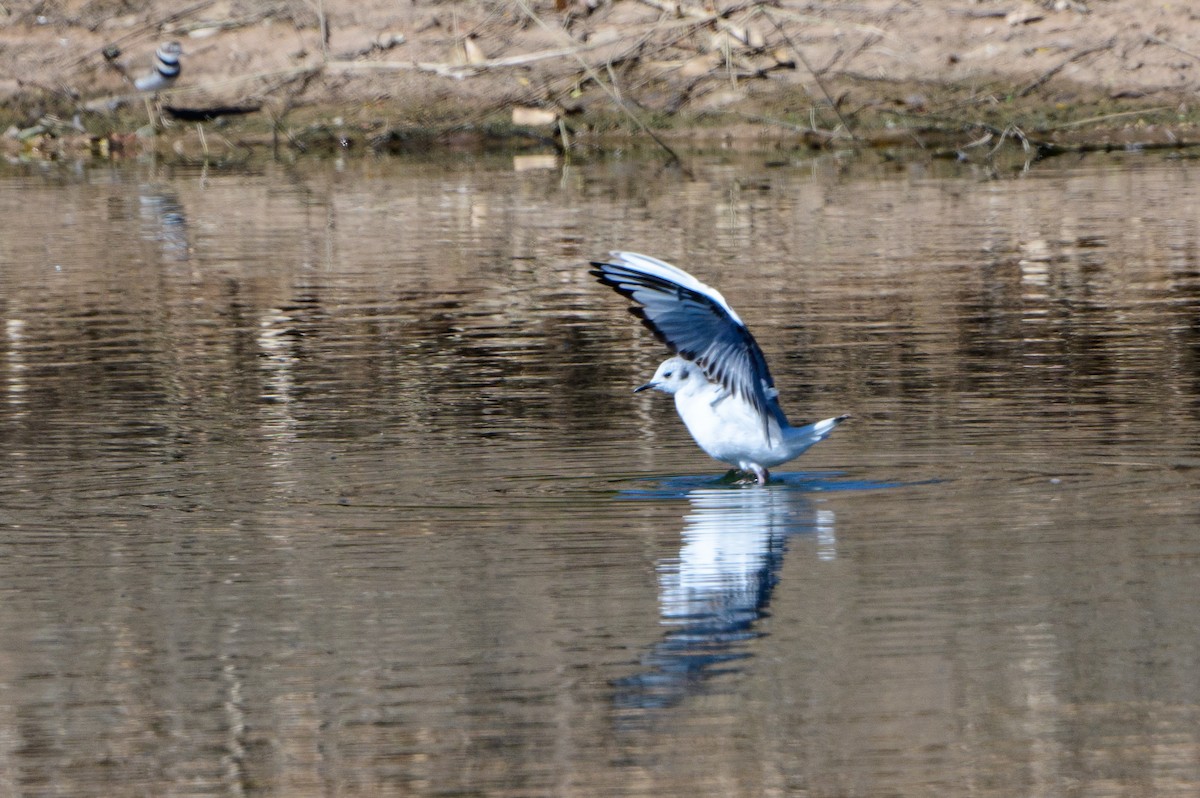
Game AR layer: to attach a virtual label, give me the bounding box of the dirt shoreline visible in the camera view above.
[3,1,1199,161]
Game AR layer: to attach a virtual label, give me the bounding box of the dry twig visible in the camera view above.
[326,38,615,79]
[68,0,218,72]
[1017,39,1116,98]
[513,0,685,166]
[760,8,857,141]
[634,0,767,49]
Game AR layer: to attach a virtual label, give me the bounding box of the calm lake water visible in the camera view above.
[2,146,1200,797]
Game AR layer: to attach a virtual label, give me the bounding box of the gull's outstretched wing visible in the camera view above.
[590,251,788,434]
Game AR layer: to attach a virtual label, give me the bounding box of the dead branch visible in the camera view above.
[634,0,770,49]
[1017,39,1116,98]
[326,38,616,80]
[67,0,219,72]
[760,8,857,141]
[1144,35,1200,64]
[513,0,686,168]
[1041,107,1171,131]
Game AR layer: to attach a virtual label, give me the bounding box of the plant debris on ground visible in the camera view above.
[2,0,1199,162]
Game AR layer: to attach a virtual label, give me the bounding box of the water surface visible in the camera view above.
[2,150,1200,796]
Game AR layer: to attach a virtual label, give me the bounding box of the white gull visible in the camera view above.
[591,251,848,485]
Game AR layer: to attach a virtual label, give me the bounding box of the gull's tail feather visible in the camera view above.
[809,414,851,436]
[785,414,850,458]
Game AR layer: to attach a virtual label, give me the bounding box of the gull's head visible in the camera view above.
[635,356,695,396]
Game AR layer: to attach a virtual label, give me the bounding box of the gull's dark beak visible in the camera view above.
[634,381,655,393]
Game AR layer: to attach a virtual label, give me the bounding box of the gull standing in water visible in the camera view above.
[591,252,848,485]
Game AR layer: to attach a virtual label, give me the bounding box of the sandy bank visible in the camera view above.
[3,1,1199,160]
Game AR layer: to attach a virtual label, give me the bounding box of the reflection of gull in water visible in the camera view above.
[613,482,835,712]
[592,252,848,484]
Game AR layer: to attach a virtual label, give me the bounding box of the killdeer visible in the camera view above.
[133,41,182,130]
[134,41,183,93]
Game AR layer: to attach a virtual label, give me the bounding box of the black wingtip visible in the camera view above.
[589,262,617,285]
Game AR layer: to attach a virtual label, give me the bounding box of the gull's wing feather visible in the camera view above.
[590,251,788,434]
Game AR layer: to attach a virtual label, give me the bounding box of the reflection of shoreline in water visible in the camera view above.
[613,482,836,712]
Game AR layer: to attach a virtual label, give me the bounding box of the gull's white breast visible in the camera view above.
[673,380,787,468]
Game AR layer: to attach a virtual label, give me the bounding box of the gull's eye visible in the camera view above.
[663,371,673,379]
